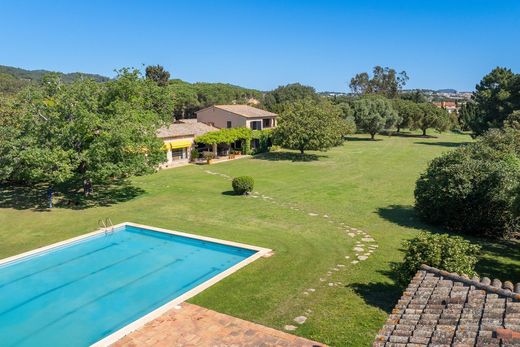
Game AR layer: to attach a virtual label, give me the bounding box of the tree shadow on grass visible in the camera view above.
[0,181,145,211]
[474,238,520,282]
[381,131,438,139]
[376,204,436,230]
[414,141,472,148]
[344,136,382,142]
[349,266,404,313]
[253,151,326,162]
[0,184,50,211]
[377,204,520,282]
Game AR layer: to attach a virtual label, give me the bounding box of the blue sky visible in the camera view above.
[1,0,519,92]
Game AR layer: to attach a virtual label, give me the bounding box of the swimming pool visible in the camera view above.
[0,222,270,347]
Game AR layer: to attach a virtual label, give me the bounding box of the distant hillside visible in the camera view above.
[0,65,110,83]
[436,88,457,94]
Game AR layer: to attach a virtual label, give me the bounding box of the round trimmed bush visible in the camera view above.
[394,233,481,286]
[232,176,254,195]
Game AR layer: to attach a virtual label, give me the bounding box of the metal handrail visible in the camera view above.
[99,218,114,235]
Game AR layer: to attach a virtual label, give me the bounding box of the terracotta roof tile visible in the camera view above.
[156,119,218,138]
[373,265,520,346]
[197,104,277,118]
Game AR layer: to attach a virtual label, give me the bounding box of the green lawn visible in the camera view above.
[1,132,519,346]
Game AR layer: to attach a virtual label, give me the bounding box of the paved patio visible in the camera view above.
[112,303,326,347]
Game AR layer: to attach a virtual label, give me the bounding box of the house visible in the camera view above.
[196,105,277,130]
[157,119,218,166]
[433,101,459,114]
[373,264,520,346]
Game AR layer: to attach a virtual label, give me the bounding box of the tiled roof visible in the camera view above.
[374,265,520,346]
[156,119,218,138]
[198,105,277,118]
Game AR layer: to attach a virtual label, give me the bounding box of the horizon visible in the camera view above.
[1,0,519,92]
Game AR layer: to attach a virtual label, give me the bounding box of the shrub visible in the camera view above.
[203,152,215,160]
[252,129,273,154]
[394,233,481,286]
[190,148,200,161]
[414,129,520,239]
[232,176,254,195]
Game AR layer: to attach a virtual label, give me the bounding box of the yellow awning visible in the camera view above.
[165,139,193,150]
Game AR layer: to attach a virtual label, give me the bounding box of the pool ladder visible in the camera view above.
[98,218,114,235]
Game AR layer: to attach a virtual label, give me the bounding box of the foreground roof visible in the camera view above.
[198,104,277,118]
[374,265,520,346]
[157,119,218,138]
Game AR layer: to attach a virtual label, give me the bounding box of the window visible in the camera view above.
[171,148,186,160]
[227,121,232,128]
[263,119,271,128]
[250,121,261,130]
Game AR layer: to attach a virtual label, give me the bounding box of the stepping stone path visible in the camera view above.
[294,316,307,324]
[203,168,380,329]
[284,325,297,331]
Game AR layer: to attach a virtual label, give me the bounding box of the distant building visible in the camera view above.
[157,119,218,166]
[433,101,459,114]
[196,105,277,130]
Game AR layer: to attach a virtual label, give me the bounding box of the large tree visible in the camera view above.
[0,69,171,200]
[393,99,420,132]
[145,64,171,86]
[410,103,451,136]
[272,99,350,154]
[351,96,399,139]
[469,67,520,135]
[264,83,319,112]
[349,66,409,98]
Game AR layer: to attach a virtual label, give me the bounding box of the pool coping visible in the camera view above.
[0,222,272,347]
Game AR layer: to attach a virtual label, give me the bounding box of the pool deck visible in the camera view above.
[111,303,326,347]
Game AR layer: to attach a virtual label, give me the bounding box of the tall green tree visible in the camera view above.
[458,102,479,131]
[470,67,520,135]
[351,96,399,139]
[264,83,319,112]
[145,64,170,86]
[349,66,409,98]
[272,99,350,154]
[0,69,169,200]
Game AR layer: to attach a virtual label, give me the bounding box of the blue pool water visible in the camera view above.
[0,225,256,346]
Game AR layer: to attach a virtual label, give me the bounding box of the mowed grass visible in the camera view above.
[1,132,519,346]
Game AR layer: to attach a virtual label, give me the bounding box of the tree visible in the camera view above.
[505,110,520,130]
[349,66,409,98]
[414,128,520,239]
[264,83,319,112]
[351,96,399,139]
[272,99,350,154]
[0,69,169,201]
[145,64,170,86]
[392,99,419,132]
[400,90,428,103]
[458,102,479,131]
[410,103,451,136]
[470,67,520,135]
